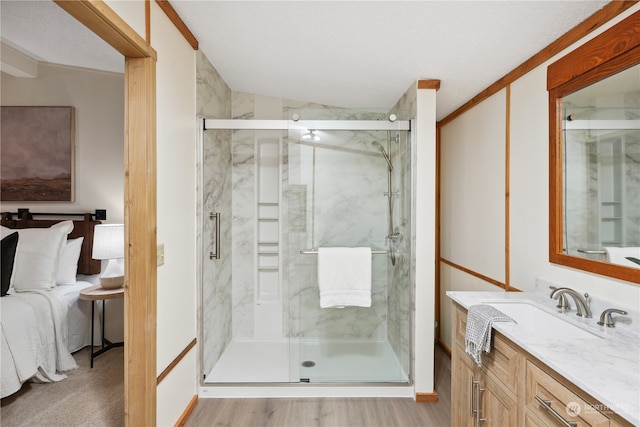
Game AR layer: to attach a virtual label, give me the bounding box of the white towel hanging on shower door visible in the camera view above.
[317,247,372,308]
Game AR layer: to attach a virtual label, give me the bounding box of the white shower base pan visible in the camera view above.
[201,338,412,398]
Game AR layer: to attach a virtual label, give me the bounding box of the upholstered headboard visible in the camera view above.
[1,210,102,275]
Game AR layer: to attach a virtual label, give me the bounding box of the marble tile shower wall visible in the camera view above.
[196,51,232,377]
[229,93,410,341]
[230,128,258,337]
[383,132,411,374]
[389,84,417,378]
[287,127,391,339]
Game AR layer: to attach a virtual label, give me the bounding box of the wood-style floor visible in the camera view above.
[185,344,451,427]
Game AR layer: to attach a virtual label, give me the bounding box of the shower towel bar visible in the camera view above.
[300,249,389,255]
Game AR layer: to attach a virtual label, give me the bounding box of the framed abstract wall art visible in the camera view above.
[1,106,75,202]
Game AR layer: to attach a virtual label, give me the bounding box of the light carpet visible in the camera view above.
[1,346,124,426]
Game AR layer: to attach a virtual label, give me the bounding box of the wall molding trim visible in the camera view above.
[504,84,512,292]
[155,0,199,50]
[157,338,197,385]
[440,258,506,289]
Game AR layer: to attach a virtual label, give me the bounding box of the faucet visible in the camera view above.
[597,308,628,327]
[548,286,570,310]
[549,288,592,318]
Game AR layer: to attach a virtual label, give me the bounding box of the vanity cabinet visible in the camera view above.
[452,344,518,426]
[452,304,520,426]
[452,303,633,427]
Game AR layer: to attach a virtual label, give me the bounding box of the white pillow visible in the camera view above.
[0,221,74,291]
[57,237,84,285]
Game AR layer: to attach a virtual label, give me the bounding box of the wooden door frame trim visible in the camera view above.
[54,2,158,426]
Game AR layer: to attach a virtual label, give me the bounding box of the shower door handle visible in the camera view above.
[209,212,220,260]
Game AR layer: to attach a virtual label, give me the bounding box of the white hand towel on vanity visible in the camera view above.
[604,246,640,268]
[318,247,372,308]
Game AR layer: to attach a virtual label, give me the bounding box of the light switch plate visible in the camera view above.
[157,243,165,266]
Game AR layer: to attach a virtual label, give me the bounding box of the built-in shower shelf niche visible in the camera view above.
[259,203,278,216]
[255,137,283,338]
[258,241,279,250]
[258,252,279,270]
[597,135,627,247]
[258,249,279,255]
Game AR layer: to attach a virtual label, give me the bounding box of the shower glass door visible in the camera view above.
[284,111,411,383]
[202,111,411,385]
[202,126,295,384]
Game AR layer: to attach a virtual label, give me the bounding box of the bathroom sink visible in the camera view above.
[485,301,602,340]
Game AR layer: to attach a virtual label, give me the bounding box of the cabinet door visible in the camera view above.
[480,374,519,427]
[452,346,477,427]
[453,344,518,427]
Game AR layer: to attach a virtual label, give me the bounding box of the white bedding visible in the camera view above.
[1,289,78,398]
[53,280,98,352]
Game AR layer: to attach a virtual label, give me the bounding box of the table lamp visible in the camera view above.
[92,224,124,289]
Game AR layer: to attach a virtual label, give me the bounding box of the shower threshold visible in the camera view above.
[202,338,411,398]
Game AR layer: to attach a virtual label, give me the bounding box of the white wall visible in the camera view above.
[151,4,197,423]
[105,1,198,425]
[414,85,437,395]
[439,4,640,351]
[440,89,506,282]
[1,63,124,224]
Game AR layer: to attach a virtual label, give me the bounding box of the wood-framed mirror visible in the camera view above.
[548,10,640,284]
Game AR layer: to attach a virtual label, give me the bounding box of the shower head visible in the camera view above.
[371,141,393,171]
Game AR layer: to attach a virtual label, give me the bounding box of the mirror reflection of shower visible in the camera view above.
[371,139,400,265]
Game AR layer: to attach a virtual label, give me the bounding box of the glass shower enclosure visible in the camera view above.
[200,110,412,386]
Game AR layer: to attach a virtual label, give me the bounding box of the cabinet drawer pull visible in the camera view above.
[535,395,577,427]
[474,380,486,425]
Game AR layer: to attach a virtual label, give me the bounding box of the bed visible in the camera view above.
[0,210,103,398]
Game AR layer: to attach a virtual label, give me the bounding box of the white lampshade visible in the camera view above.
[93,224,124,260]
[92,224,124,289]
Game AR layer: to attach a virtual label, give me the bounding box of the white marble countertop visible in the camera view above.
[447,289,640,426]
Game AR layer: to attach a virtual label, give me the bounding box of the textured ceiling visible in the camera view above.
[0,1,123,74]
[1,1,611,120]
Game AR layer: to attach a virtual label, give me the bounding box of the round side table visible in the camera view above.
[79,285,124,368]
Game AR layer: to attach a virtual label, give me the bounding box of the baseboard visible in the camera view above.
[174,394,198,427]
[416,392,438,403]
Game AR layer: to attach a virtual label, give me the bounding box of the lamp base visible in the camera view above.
[100,275,124,290]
